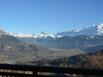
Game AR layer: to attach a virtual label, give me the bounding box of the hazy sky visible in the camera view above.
[0,0,103,33]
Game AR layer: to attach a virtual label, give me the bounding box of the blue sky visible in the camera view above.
[0,0,103,33]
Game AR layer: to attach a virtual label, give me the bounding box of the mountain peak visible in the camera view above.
[96,23,103,27]
[96,24,103,35]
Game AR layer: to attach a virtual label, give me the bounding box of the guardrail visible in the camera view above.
[0,64,103,77]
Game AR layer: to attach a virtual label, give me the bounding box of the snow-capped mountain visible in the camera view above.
[9,33,34,38]
[57,23,103,37]
[1,23,103,53]
[9,32,62,39]
[56,29,81,37]
[6,23,103,38]
[80,24,103,36]
[32,32,62,39]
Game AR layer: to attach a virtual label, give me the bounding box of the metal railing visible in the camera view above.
[0,64,103,77]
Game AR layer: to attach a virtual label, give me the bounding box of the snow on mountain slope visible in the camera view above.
[8,23,103,38]
[94,24,103,35]
[80,24,103,36]
[56,29,81,37]
[10,33,34,38]
[33,32,58,38]
[10,32,62,39]
[57,23,103,37]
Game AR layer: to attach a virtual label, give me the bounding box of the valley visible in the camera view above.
[0,24,103,67]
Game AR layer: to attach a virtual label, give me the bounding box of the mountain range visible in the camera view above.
[7,23,103,53]
[0,23,103,64]
[57,24,103,37]
[9,23,103,38]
